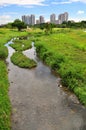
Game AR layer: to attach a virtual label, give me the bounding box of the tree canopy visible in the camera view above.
[12,19,27,31]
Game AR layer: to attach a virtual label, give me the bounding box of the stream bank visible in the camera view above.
[6,41,86,130]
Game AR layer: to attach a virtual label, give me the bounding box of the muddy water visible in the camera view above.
[6,42,86,130]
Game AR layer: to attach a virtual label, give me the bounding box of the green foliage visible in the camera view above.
[11,52,37,68]
[0,28,29,129]
[12,19,27,31]
[34,28,86,105]
[0,61,11,130]
[57,20,86,29]
[0,46,8,59]
[10,39,32,51]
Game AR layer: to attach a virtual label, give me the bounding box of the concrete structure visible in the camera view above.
[36,20,40,24]
[39,16,45,24]
[58,12,68,24]
[30,15,35,25]
[50,13,56,24]
[55,20,61,24]
[22,14,35,25]
[26,15,30,25]
[22,12,68,25]
[22,15,27,24]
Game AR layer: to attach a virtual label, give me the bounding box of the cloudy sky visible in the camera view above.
[0,0,86,24]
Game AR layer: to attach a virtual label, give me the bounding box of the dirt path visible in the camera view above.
[6,45,86,130]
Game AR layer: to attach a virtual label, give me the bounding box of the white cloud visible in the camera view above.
[52,0,86,5]
[77,10,84,14]
[0,0,46,6]
[0,15,13,25]
[70,0,86,3]
[52,1,72,5]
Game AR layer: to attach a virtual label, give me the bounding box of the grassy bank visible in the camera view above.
[11,52,37,68]
[0,61,11,130]
[10,36,37,68]
[10,39,32,51]
[0,28,28,130]
[33,28,86,105]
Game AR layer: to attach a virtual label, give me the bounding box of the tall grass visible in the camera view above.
[11,52,37,68]
[0,61,11,130]
[34,28,86,105]
[0,28,28,130]
[10,39,32,51]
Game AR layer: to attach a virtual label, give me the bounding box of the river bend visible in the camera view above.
[6,41,86,130]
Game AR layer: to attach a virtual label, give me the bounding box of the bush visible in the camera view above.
[0,47,8,59]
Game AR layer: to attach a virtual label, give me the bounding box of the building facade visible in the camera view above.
[22,12,68,25]
[58,12,68,24]
[30,15,35,25]
[22,14,35,25]
[39,16,45,24]
[50,13,56,24]
[22,15,27,24]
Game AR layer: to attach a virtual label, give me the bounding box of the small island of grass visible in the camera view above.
[11,52,37,68]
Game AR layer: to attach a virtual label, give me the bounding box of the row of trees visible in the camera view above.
[34,21,86,29]
[4,19,86,32]
[57,21,86,28]
[5,19,27,31]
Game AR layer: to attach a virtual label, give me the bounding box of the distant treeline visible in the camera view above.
[1,20,86,29]
[33,21,86,29]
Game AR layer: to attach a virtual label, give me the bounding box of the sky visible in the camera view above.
[0,0,86,24]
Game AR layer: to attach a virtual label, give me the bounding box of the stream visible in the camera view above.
[6,40,86,130]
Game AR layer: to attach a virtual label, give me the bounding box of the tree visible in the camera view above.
[12,19,26,31]
[44,22,54,34]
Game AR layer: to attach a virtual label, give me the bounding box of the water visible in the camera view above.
[6,41,86,130]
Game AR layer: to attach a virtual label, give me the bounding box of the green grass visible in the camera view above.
[0,46,8,59]
[0,61,11,130]
[33,28,86,105]
[0,28,29,130]
[11,52,37,68]
[10,35,37,68]
[10,39,32,51]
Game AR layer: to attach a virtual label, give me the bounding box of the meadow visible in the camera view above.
[0,28,28,130]
[31,28,86,105]
[0,27,86,129]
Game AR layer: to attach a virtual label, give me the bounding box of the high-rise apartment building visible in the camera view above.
[22,15,27,24]
[22,12,68,25]
[58,12,68,24]
[22,14,35,25]
[30,15,35,25]
[36,20,40,24]
[26,15,30,25]
[50,14,56,24]
[64,12,68,21]
[39,16,45,24]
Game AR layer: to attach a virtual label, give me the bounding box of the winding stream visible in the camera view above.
[6,41,86,130]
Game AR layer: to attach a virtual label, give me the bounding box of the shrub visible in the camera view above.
[0,47,8,59]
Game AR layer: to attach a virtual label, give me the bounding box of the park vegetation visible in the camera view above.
[3,19,37,68]
[0,19,86,129]
[30,28,86,105]
[11,52,37,68]
[0,28,28,130]
[10,37,37,68]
